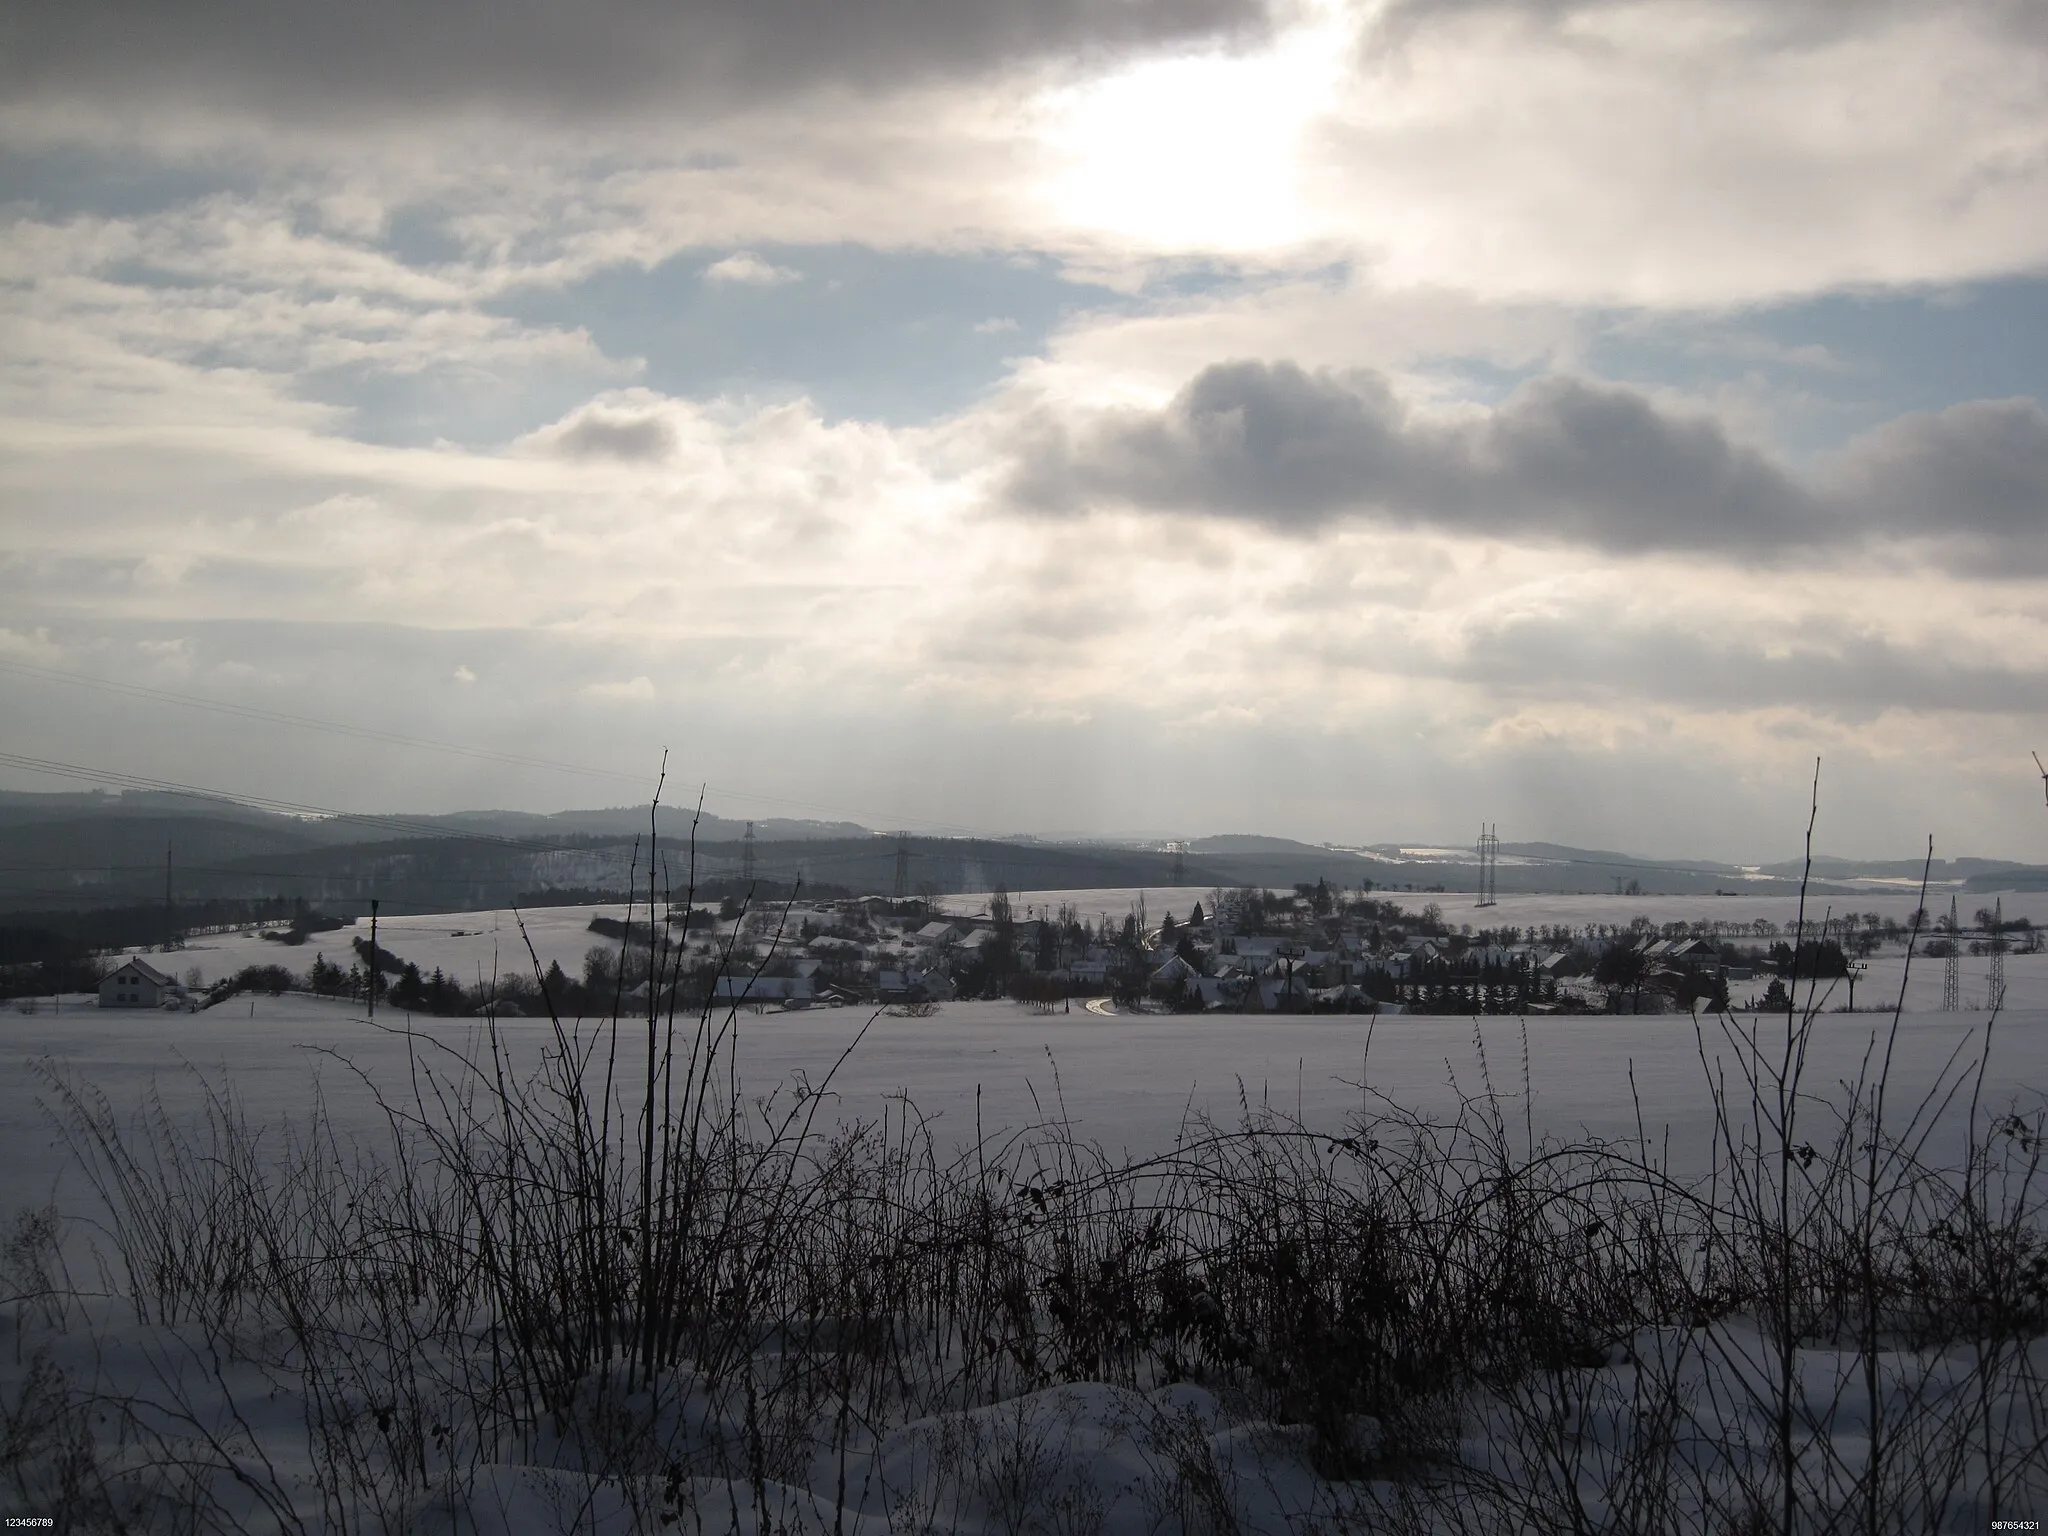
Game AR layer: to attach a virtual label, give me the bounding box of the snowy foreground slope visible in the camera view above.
[4,996,2046,1531]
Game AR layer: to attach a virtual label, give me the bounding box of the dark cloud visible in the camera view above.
[1840,398,2048,555]
[551,413,676,462]
[1011,360,2048,567]
[1454,614,2048,719]
[1367,0,2044,54]
[0,0,1272,124]
[1010,360,1823,554]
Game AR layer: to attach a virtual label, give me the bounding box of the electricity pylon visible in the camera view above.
[1942,895,1961,1012]
[1989,896,2007,1011]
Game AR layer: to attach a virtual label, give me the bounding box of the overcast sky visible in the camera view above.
[3,0,2046,862]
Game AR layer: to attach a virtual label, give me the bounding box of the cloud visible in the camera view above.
[1835,397,2048,561]
[1301,0,2048,304]
[0,0,1273,126]
[1009,360,1823,554]
[1005,358,2048,569]
[0,627,64,663]
[1369,0,2046,53]
[548,411,679,462]
[8,0,2039,316]
[583,675,656,701]
[453,664,478,683]
[5,383,2046,859]
[703,252,800,286]
[1454,611,2048,719]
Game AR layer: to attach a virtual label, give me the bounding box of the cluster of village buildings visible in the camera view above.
[697,894,1744,1015]
[90,890,1777,1015]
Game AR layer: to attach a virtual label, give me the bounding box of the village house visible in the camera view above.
[1066,951,1113,987]
[99,956,186,1010]
[875,968,956,1002]
[1148,952,1200,997]
[1651,936,1724,974]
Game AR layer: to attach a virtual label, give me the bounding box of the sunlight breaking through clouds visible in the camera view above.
[0,0,2045,856]
[1031,2,1355,253]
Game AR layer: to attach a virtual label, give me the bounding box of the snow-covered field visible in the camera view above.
[143,903,661,992]
[7,978,2046,1529]
[8,995,2046,1201]
[1785,949,2048,1013]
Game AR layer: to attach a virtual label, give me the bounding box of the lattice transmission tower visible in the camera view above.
[1989,896,2007,1012]
[1475,824,1499,907]
[1942,895,1962,1012]
[893,833,911,899]
[742,821,757,885]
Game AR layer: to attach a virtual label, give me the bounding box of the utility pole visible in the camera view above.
[368,898,380,1021]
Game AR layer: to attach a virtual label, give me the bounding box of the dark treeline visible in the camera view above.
[0,898,324,996]
[4,896,309,953]
[0,924,102,998]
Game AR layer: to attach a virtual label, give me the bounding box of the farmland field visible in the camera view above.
[7,986,2045,1201]
[8,898,2047,1532]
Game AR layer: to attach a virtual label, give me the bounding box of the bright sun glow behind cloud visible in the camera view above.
[1031,4,1354,254]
